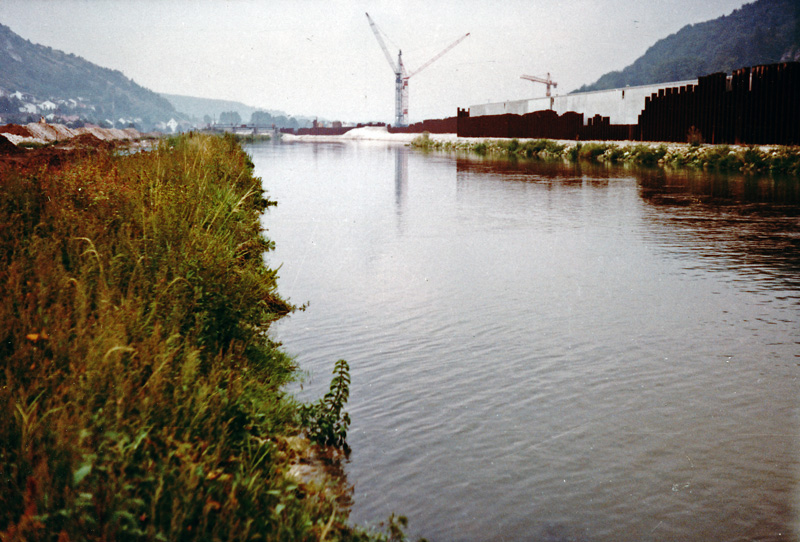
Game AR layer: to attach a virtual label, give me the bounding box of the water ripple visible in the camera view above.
[249,142,800,542]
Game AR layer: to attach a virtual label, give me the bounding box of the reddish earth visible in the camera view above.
[69,133,116,150]
[0,135,23,155]
[0,146,71,176]
[0,132,122,177]
[0,120,153,177]
[0,124,34,137]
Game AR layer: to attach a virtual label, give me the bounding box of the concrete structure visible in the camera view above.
[469,80,698,125]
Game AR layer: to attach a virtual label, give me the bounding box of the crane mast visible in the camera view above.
[366,13,469,126]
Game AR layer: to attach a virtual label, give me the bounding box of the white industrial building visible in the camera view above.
[468,80,698,125]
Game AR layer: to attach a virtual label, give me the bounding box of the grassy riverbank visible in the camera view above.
[0,134,401,541]
[411,133,800,175]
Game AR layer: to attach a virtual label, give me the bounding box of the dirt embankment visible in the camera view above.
[0,121,154,176]
[0,124,34,138]
[0,121,146,147]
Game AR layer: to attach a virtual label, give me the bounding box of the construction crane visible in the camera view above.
[366,12,469,127]
[521,73,558,97]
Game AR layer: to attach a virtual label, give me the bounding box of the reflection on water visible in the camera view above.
[395,147,408,213]
[249,141,800,542]
[455,157,800,291]
[637,167,800,205]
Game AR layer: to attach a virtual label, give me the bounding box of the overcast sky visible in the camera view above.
[1,0,749,123]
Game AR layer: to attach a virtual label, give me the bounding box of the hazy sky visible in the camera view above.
[1,0,749,123]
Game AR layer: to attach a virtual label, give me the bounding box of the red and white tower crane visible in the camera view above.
[366,13,469,127]
[521,73,558,97]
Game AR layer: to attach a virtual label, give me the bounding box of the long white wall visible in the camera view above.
[469,80,698,125]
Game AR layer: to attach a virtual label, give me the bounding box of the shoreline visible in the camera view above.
[279,125,788,150]
[278,126,800,175]
[0,133,386,541]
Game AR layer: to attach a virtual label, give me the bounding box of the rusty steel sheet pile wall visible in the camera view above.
[581,115,638,141]
[278,62,797,144]
[284,122,387,136]
[638,62,799,145]
[295,126,355,136]
[457,62,798,145]
[456,108,635,141]
[457,108,588,139]
[388,116,458,134]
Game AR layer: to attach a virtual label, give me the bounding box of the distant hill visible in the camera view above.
[161,93,313,128]
[161,93,264,123]
[0,23,178,130]
[575,0,800,92]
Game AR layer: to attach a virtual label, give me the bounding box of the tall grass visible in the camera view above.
[0,134,385,541]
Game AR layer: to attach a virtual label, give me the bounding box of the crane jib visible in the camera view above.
[365,12,469,127]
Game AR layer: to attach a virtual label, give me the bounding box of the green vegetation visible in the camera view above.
[411,134,800,175]
[249,111,302,130]
[300,360,351,451]
[159,96,308,131]
[15,140,53,150]
[233,133,274,143]
[0,133,413,541]
[219,111,243,125]
[576,0,800,92]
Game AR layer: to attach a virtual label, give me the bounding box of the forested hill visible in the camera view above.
[160,93,313,129]
[575,0,800,93]
[0,23,177,128]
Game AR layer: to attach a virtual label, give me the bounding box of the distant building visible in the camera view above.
[469,80,698,126]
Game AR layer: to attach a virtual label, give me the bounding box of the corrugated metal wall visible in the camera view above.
[457,62,799,145]
[388,117,458,134]
[638,62,800,145]
[456,108,635,141]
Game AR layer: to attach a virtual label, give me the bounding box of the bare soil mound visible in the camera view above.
[0,124,33,137]
[0,134,23,155]
[25,122,76,142]
[68,133,115,150]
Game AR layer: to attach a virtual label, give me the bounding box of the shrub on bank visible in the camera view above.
[0,134,395,541]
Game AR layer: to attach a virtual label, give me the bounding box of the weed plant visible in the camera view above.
[410,133,433,150]
[0,134,389,541]
[300,360,351,451]
[577,142,610,161]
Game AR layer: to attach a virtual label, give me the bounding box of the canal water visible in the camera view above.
[247,140,800,542]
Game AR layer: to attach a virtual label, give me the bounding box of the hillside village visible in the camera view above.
[0,82,306,135]
[0,87,189,133]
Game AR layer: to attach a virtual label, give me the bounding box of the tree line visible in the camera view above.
[211,110,301,129]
